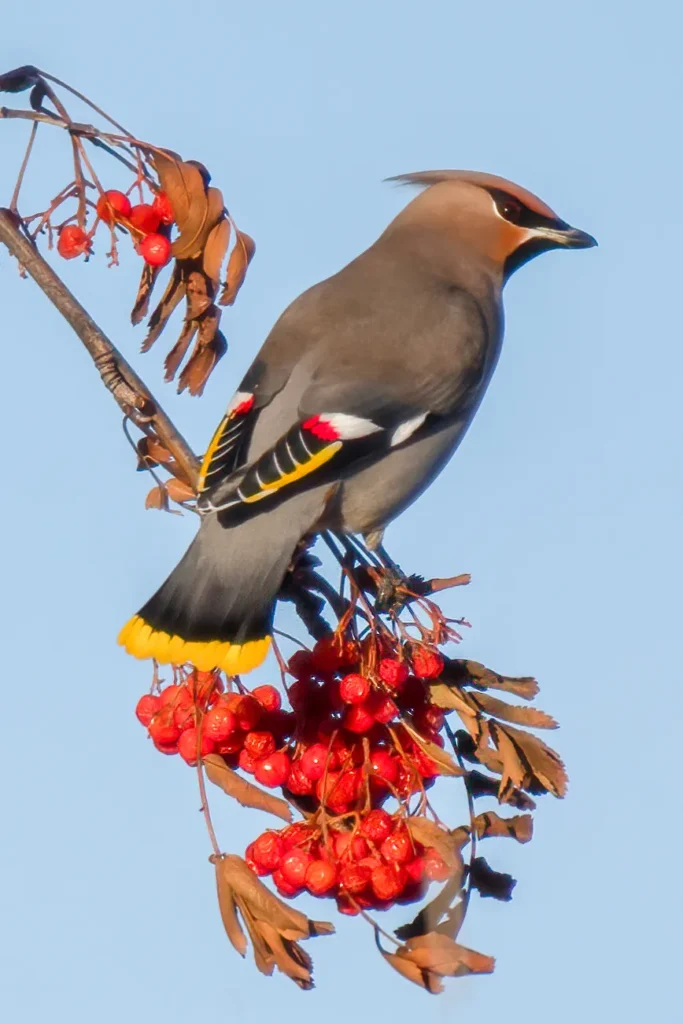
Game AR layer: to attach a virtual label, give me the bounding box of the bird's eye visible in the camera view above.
[499,198,523,224]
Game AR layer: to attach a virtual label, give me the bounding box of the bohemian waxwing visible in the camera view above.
[119,170,596,675]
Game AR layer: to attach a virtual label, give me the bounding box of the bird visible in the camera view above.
[119,170,596,676]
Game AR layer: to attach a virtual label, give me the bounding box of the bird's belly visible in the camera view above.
[330,418,469,536]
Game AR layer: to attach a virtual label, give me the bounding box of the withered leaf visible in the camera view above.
[406,817,464,873]
[145,437,173,464]
[214,859,247,957]
[152,151,207,234]
[177,322,227,397]
[142,263,185,351]
[165,477,196,503]
[172,187,226,261]
[220,231,255,306]
[474,810,533,843]
[466,769,537,811]
[185,270,214,321]
[402,718,463,777]
[400,933,495,978]
[488,720,528,802]
[469,691,558,729]
[492,721,568,799]
[394,876,465,941]
[429,682,479,721]
[255,920,315,990]
[144,484,167,510]
[204,754,292,822]
[380,947,443,994]
[0,65,40,93]
[29,81,48,111]
[469,856,516,901]
[164,318,197,382]
[445,659,540,701]
[237,898,275,977]
[203,218,231,288]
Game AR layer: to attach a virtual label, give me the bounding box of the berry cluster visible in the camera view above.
[57,188,175,266]
[134,634,452,914]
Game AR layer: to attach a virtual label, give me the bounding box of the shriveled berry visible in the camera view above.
[204,704,237,742]
[280,848,313,888]
[245,842,269,876]
[251,831,285,873]
[368,692,398,724]
[281,822,315,849]
[400,675,428,709]
[380,828,413,864]
[328,770,361,811]
[215,731,245,755]
[414,704,445,734]
[177,727,215,764]
[288,677,319,711]
[135,693,161,726]
[244,730,276,759]
[422,847,451,882]
[371,862,407,901]
[96,189,131,223]
[152,190,175,225]
[368,748,399,785]
[411,647,445,680]
[238,748,257,773]
[344,703,375,734]
[336,895,360,916]
[360,809,394,843]
[299,742,331,781]
[311,635,344,673]
[129,203,161,233]
[378,658,410,690]
[138,232,171,267]
[264,709,296,741]
[286,760,314,795]
[251,685,281,712]
[57,224,90,259]
[287,649,315,679]
[306,859,338,896]
[339,673,370,704]
[233,695,262,732]
[254,751,290,788]
[339,862,371,895]
[273,868,302,898]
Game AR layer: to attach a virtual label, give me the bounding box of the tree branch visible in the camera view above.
[0,208,199,487]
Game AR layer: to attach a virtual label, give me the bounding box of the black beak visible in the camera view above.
[535,223,598,249]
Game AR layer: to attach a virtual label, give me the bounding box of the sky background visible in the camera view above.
[1,2,681,1021]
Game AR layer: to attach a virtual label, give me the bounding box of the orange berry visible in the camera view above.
[57,224,90,259]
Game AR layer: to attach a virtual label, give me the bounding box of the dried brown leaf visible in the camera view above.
[474,810,533,843]
[144,484,166,510]
[142,264,185,351]
[445,659,540,700]
[214,859,247,957]
[203,218,231,288]
[236,898,275,976]
[469,856,516,901]
[488,720,529,802]
[165,477,196,503]
[255,920,314,990]
[494,722,568,798]
[394,877,464,941]
[429,683,479,719]
[465,769,537,811]
[177,324,227,397]
[131,263,158,326]
[380,948,443,994]
[402,719,463,777]
[172,187,225,261]
[219,231,255,305]
[0,65,41,93]
[164,318,197,382]
[152,151,207,235]
[406,818,464,874]
[469,691,558,729]
[400,933,495,978]
[204,754,292,822]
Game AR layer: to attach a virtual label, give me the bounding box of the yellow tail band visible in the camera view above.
[117,615,271,675]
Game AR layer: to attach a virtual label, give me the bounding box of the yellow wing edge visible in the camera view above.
[118,615,271,675]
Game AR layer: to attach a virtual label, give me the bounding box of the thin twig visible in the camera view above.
[10,121,38,211]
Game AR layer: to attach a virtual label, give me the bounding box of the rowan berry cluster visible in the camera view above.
[134,632,453,914]
[57,188,175,266]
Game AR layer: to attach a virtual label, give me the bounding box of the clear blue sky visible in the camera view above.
[1,2,680,1020]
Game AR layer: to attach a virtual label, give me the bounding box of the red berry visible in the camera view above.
[254,751,290,788]
[287,650,315,679]
[411,747,440,779]
[251,831,285,873]
[380,828,413,864]
[251,685,281,712]
[280,848,313,888]
[57,224,90,259]
[378,658,410,690]
[215,731,245,755]
[414,704,445,734]
[339,862,371,895]
[396,762,421,797]
[400,675,428,709]
[405,857,426,885]
[344,703,376,734]
[372,863,407,902]
[148,712,181,747]
[299,742,331,781]
[152,190,175,225]
[232,695,262,732]
[135,693,161,726]
[339,673,370,704]
[368,748,399,785]
[138,232,171,267]
[422,847,451,882]
[325,770,361,812]
[96,189,131,224]
[244,730,276,760]
[306,859,338,896]
[188,670,222,707]
[360,809,394,843]
[288,678,317,710]
[286,760,314,795]
[272,868,302,898]
[129,203,161,234]
[411,647,445,680]
[245,842,269,877]
[203,704,237,742]
[368,692,398,724]
[281,823,315,850]
[238,748,257,774]
[177,727,215,764]
[336,895,360,916]
[153,739,179,755]
[159,684,190,708]
[173,702,195,731]
[311,635,344,673]
[333,832,369,860]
